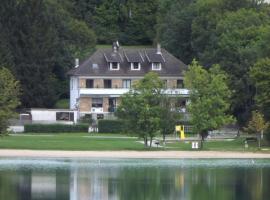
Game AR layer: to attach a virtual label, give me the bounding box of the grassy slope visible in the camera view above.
[0,133,268,151]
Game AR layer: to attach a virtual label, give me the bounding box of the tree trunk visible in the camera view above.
[163,134,166,148]
[144,137,148,147]
[257,132,261,149]
[150,137,153,148]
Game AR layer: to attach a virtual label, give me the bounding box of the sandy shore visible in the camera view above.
[0,150,269,159]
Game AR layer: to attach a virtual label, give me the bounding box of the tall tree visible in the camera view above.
[117,72,163,147]
[250,58,270,120]
[0,0,96,107]
[184,60,234,148]
[156,0,195,64]
[0,67,20,134]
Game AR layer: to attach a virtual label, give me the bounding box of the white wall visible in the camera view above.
[31,110,56,121]
[70,76,79,110]
[30,109,78,123]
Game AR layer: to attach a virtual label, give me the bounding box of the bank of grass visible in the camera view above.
[0,133,268,152]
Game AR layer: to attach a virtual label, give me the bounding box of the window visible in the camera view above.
[109,98,117,112]
[177,79,184,88]
[86,79,94,88]
[104,79,112,88]
[163,80,167,88]
[110,62,120,70]
[122,79,131,88]
[131,62,141,70]
[56,112,74,121]
[152,62,162,70]
[92,98,103,108]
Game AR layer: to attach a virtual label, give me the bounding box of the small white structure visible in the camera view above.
[30,109,78,124]
[192,141,199,149]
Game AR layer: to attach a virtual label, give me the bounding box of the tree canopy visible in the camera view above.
[184,60,234,142]
[250,58,270,120]
[0,67,20,134]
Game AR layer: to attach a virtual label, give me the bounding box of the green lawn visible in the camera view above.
[0,133,269,151]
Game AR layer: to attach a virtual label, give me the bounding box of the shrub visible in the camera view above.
[98,120,125,133]
[24,124,88,133]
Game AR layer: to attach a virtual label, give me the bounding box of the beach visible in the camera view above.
[0,150,270,159]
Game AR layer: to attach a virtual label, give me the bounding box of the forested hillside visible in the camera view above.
[1,0,270,125]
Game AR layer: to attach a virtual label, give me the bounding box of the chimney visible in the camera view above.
[75,58,79,68]
[157,43,161,54]
[112,41,120,53]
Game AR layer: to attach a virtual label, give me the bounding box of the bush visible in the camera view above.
[98,120,125,133]
[24,124,88,133]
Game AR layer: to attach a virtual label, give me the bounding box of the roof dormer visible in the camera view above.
[124,50,143,71]
[110,62,120,70]
[131,62,141,70]
[152,62,162,71]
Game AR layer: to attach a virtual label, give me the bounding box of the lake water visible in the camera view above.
[0,158,270,200]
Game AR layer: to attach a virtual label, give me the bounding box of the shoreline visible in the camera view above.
[0,150,270,159]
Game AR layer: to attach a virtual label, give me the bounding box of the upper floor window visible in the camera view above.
[86,79,94,88]
[122,79,131,88]
[104,79,112,88]
[110,62,120,70]
[152,62,162,71]
[177,79,184,88]
[131,62,141,70]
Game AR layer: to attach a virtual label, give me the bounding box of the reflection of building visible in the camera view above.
[31,173,56,199]
[70,166,119,200]
[68,42,189,120]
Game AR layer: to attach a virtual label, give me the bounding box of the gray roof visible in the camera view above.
[68,47,187,77]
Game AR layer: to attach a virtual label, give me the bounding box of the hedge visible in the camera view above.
[98,120,125,133]
[24,124,88,133]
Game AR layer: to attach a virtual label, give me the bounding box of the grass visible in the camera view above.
[0,133,269,152]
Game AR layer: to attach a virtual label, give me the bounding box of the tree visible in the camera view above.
[159,96,182,146]
[156,0,195,64]
[117,72,163,147]
[0,67,20,134]
[184,60,234,148]
[245,111,268,148]
[0,0,96,107]
[250,58,270,120]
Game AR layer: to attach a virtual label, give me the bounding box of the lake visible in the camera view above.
[0,158,270,200]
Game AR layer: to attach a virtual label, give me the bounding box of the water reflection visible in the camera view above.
[0,159,269,200]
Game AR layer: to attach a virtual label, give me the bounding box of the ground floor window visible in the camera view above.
[92,98,103,108]
[56,112,74,121]
[108,98,117,112]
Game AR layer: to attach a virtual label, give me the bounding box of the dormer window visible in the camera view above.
[110,62,120,70]
[152,62,162,71]
[131,62,141,70]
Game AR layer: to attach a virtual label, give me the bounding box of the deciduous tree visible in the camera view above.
[245,111,268,148]
[184,60,234,148]
[117,72,163,147]
[0,67,20,134]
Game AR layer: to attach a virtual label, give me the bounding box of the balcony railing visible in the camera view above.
[80,88,189,97]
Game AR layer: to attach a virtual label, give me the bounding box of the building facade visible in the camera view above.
[68,43,189,120]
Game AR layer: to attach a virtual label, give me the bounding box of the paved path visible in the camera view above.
[0,150,270,159]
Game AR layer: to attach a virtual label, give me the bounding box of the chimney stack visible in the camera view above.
[157,43,161,54]
[75,58,79,68]
[112,41,120,53]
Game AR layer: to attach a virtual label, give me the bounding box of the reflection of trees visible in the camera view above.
[0,162,270,200]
